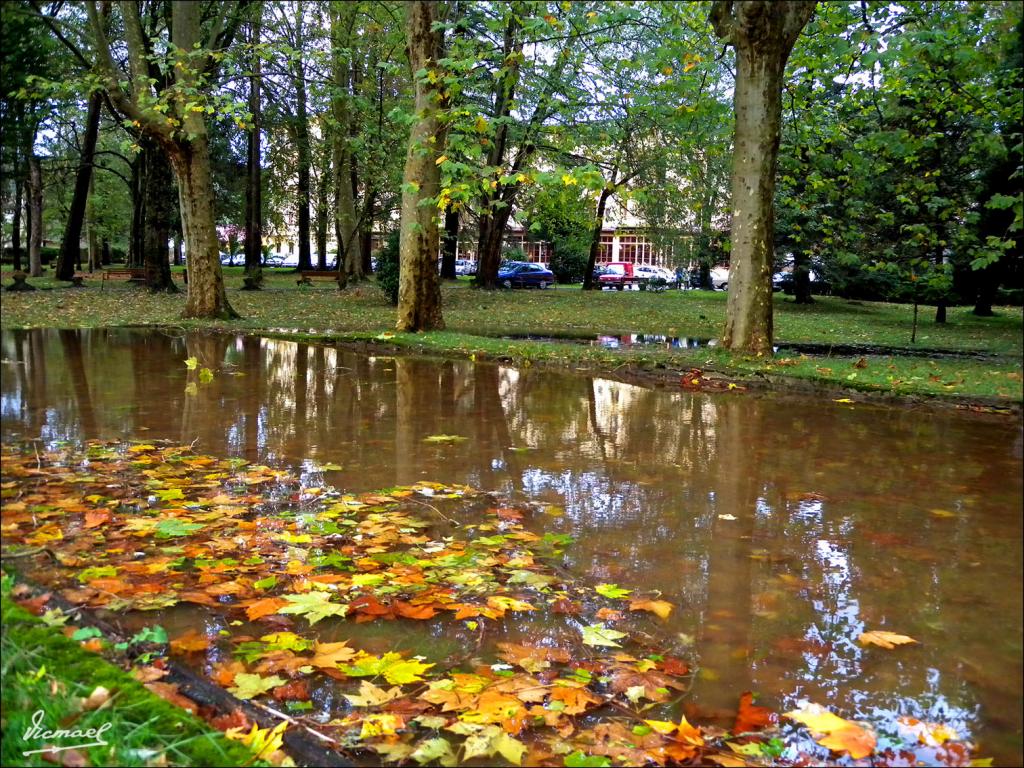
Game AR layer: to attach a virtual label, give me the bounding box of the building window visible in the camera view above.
[288,241,295,254]
[598,234,614,263]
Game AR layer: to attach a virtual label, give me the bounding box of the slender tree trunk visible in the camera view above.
[396,0,446,332]
[293,2,313,273]
[129,153,144,267]
[711,1,814,355]
[935,300,947,324]
[141,139,176,292]
[474,13,523,289]
[11,160,23,273]
[330,1,360,284]
[168,137,237,318]
[56,92,103,280]
[28,155,43,276]
[440,208,459,279]
[582,187,613,290]
[173,232,182,266]
[315,171,328,269]
[792,250,813,303]
[244,17,263,285]
[360,191,375,274]
[86,172,98,273]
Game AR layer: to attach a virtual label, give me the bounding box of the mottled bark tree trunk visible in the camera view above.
[56,92,102,281]
[711,1,815,355]
[169,134,236,318]
[396,0,446,331]
[27,154,43,277]
[11,176,22,273]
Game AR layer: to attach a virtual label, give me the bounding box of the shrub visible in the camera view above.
[375,231,401,306]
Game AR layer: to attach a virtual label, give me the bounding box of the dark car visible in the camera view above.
[498,261,554,289]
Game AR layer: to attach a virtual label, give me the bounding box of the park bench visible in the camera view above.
[297,270,342,286]
[100,268,146,289]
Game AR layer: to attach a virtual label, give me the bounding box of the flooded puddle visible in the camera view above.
[1,328,1022,764]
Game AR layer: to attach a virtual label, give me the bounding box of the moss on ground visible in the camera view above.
[1,576,259,767]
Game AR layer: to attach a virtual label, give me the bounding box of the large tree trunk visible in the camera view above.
[141,139,177,292]
[315,171,329,270]
[711,1,814,355]
[582,187,613,290]
[27,154,43,277]
[11,175,23,272]
[86,173,98,272]
[244,17,263,285]
[440,208,459,279]
[169,137,237,319]
[56,91,103,280]
[396,1,446,332]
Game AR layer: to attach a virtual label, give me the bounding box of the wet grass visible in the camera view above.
[0,574,260,767]
[2,267,1021,403]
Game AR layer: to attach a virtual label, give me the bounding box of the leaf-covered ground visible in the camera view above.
[0,440,985,766]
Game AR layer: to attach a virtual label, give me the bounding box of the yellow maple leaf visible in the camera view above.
[359,713,404,739]
[858,630,918,649]
[487,596,536,613]
[225,721,287,760]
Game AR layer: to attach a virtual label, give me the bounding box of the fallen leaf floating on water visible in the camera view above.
[734,691,776,733]
[784,701,876,759]
[858,630,919,649]
[0,439,984,767]
[628,598,674,619]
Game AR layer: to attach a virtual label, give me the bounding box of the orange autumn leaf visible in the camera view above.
[244,597,288,621]
[734,691,775,733]
[629,598,674,620]
[309,640,358,669]
[84,510,111,528]
[785,702,876,759]
[549,685,602,715]
[170,629,211,654]
[392,599,437,620]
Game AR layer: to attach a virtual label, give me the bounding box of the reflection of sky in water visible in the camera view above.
[2,328,1021,764]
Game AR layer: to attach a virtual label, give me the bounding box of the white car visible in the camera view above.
[634,265,675,283]
[710,266,729,290]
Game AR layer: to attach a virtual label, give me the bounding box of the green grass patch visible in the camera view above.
[0,575,259,767]
[2,272,1020,402]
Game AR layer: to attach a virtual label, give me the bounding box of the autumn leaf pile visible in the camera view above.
[0,441,981,767]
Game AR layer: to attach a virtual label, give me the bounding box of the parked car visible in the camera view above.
[498,261,554,289]
[710,266,729,290]
[455,259,477,276]
[634,265,675,284]
[598,262,642,289]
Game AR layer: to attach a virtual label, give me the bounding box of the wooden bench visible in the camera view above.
[100,268,146,289]
[297,270,341,286]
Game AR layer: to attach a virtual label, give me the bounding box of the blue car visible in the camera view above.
[498,261,554,289]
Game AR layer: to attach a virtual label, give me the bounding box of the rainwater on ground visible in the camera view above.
[1,328,1022,764]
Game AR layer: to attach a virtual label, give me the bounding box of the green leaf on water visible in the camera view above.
[154,519,204,538]
[277,591,348,625]
[154,488,185,502]
[564,751,611,767]
[595,583,632,599]
[71,626,104,642]
[184,356,198,370]
[199,367,215,384]
[581,624,627,648]
[77,565,118,583]
[228,672,286,700]
[253,575,277,591]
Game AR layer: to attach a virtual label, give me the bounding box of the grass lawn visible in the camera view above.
[2,266,1021,403]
